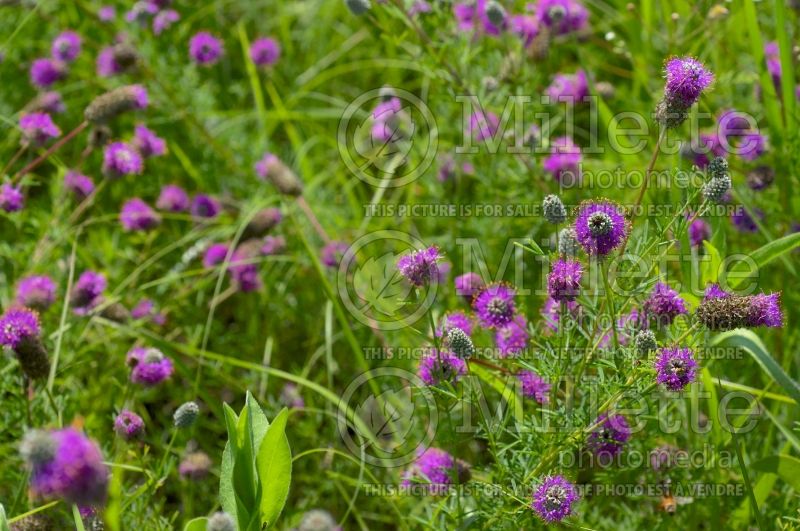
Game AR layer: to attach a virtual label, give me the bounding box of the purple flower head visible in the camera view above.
[402,447,469,494]
[663,57,714,107]
[125,1,158,25]
[689,218,711,247]
[588,413,630,458]
[436,311,474,337]
[473,283,516,328]
[16,276,57,310]
[131,298,156,319]
[51,30,82,62]
[321,240,349,268]
[254,152,279,179]
[495,315,529,357]
[132,125,166,158]
[114,410,145,440]
[546,70,588,104]
[261,235,287,255]
[190,194,220,219]
[547,259,582,302]
[0,183,24,212]
[30,58,65,88]
[531,475,579,522]
[280,383,305,409]
[454,272,484,303]
[543,136,581,183]
[718,109,753,139]
[156,184,189,212]
[250,37,281,66]
[746,293,783,327]
[103,142,143,178]
[64,171,95,200]
[371,97,403,143]
[153,9,180,35]
[467,110,499,142]
[203,244,229,268]
[120,198,160,232]
[98,6,116,21]
[574,199,628,256]
[510,12,540,47]
[129,85,149,109]
[517,371,550,404]
[409,1,432,16]
[642,282,688,327]
[31,91,66,114]
[731,207,763,233]
[397,246,441,287]
[179,452,212,480]
[738,131,766,161]
[454,0,504,36]
[189,32,223,65]
[25,428,108,506]
[126,346,174,386]
[541,296,580,331]
[418,350,467,386]
[71,271,106,313]
[535,0,589,35]
[96,47,120,77]
[0,307,41,349]
[655,347,697,391]
[230,248,262,293]
[704,283,730,300]
[688,133,725,168]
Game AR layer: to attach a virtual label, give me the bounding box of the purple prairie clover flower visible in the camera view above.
[433,260,451,284]
[535,0,589,35]
[689,218,711,247]
[541,297,580,332]
[191,194,221,219]
[574,199,628,256]
[517,371,550,404]
[114,410,145,440]
[509,11,540,47]
[51,30,82,62]
[473,283,516,328]
[96,47,120,77]
[70,271,106,313]
[704,283,730,300]
[280,383,305,409]
[546,70,589,104]
[642,282,688,327]
[250,37,280,66]
[203,243,229,268]
[30,58,65,88]
[28,91,66,114]
[103,142,143,178]
[371,97,404,144]
[98,5,116,21]
[747,166,775,191]
[156,184,189,212]
[738,131,766,161]
[655,347,697,391]
[321,240,349,268]
[16,276,57,310]
[531,475,579,523]
[120,198,161,232]
[467,110,499,142]
[397,247,441,287]
[547,259,582,302]
[543,136,581,183]
[588,413,630,459]
[454,0,503,36]
[0,307,40,350]
[663,57,714,107]
[454,272,484,303]
[697,290,783,330]
[0,183,24,212]
[19,112,61,146]
[132,125,166,158]
[64,171,95,200]
[402,447,469,494]
[418,350,467,386]
[131,298,157,319]
[230,248,262,293]
[409,1,432,16]
[179,452,212,480]
[688,133,725,168]
[189,32,223,65]
[254,152,279,179]
[718,109,753,139]
[436,311,474,337]
[126,346,174,386]
[747,293,783,327]
[23,428,108,506]
[495,315,529,357]
[731,207,763,233]
[125,1,158,25]
[261,235,287,256]
[153,9,180,35]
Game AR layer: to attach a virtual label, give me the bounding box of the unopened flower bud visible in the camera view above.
[84,85,148,124]
[174,401,200,428]
[707,156,728,179]
[633,330,657,356]
[485,1,507,27]
[558,227,580,257]
[345,0,370,15]
[20,430,56,466]
[446,328,474,359]
[542,194,567,224]
[702,174,731,203]
[206,512,236,531]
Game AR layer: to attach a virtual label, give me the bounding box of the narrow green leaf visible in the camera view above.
[701,240,721,286]
[71,505,86,531]
[727,232,800,288]
[774,0,797,132]
[751,455,800,491]
[256,408,292,528]
[742,0,784,137]
[183,517,209,531]
[762,408,800,454]
[0,504,9,531]
[710,329,800,405]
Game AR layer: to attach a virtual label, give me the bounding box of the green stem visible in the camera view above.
[601,258,620,350]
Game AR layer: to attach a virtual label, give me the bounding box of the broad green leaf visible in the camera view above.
[256,408,292,528]
[701,240,722,286]
[727,232,800,288]
[0,504,9,531]
[220,403,244,523]
[710,329,800,405]
[183,517,209,531]
[751,455,800,492]
[246,391,270,449]
[699,368,723,446]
